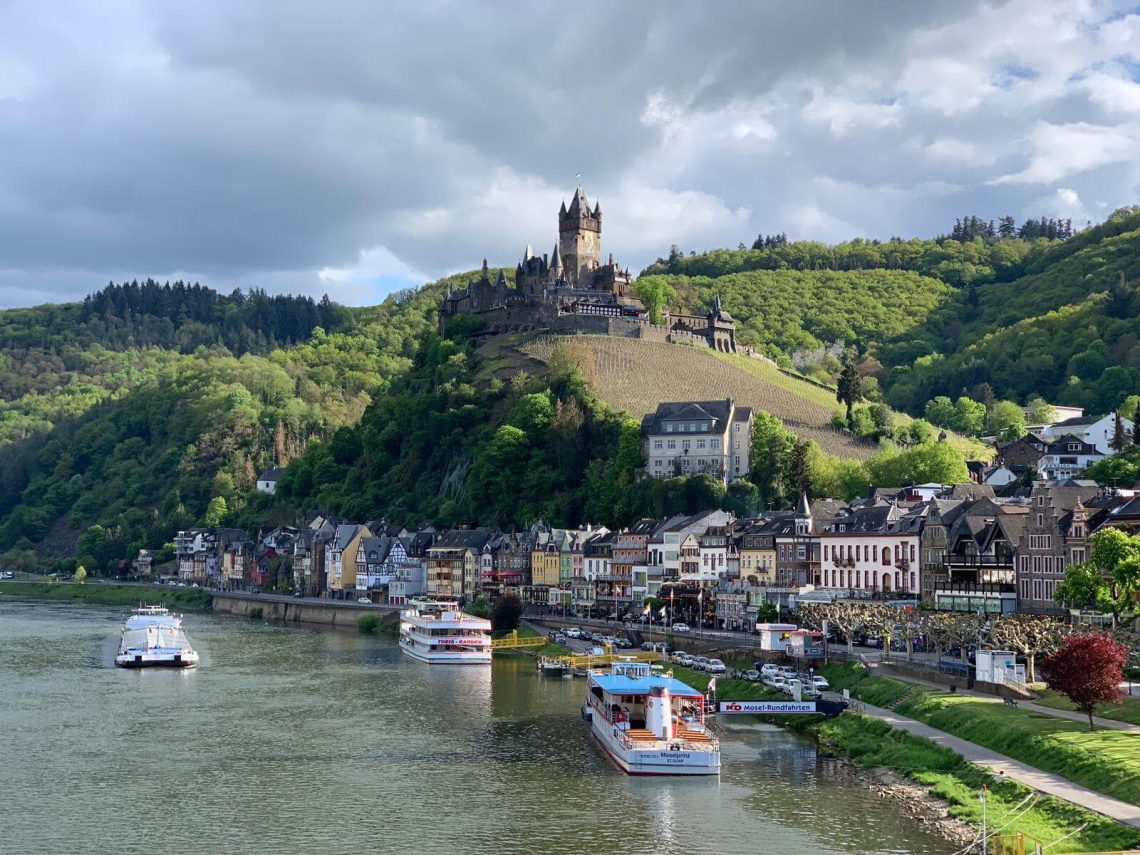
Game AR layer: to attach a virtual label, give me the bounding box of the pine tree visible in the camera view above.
[836,360,864,432]
[1111,410,1128,453]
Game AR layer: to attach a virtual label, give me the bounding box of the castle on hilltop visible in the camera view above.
[439,186,736,352]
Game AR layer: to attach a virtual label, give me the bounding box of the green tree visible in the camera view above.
[836,361,864,432]
[1111,411,1128,453]
[204,496,228,527]
[924,396,956,428]
[988,400,1026,442]
[1025,396,1056,425]
[632,276,677,325]
[867,441,970,486]
[491,594,523,633]
[952,396,987,436]
[74,565,87,584]
[1056,528,1140,624]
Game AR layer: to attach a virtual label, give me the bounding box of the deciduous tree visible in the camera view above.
[1040,633,1129,730]
[989,614,1065,683]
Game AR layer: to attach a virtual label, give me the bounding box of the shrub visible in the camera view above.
[358,614,381,635]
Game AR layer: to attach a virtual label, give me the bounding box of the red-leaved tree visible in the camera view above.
[1039,633,1129,731]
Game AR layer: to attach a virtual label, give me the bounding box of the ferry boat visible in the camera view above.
[582,661,720,776]
[398,598,492,664]
[115,605,199,668]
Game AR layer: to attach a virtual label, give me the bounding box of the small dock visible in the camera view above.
[537,648,663,676]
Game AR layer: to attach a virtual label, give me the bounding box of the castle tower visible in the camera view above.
[558,187,601,286]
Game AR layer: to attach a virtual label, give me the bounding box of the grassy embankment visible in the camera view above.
[0,581,212,611]
[1031,690,1140,726]
[848,674,1140,809]
[715,662,1140,852]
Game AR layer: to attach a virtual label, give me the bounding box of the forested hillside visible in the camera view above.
[640,207,1140,420]
[2,202,1138,570]
[0,277,452,568]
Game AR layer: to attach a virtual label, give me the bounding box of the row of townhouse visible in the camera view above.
[174,526,296,590]
[168,478,1140,617]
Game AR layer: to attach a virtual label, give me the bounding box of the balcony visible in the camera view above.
[595,572,632,582]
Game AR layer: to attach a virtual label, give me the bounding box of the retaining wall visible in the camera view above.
[212,592,401,628]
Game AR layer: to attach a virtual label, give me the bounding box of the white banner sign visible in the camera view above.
[719,701,817,714]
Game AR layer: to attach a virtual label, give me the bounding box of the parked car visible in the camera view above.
[801,684,822,699]
[705,658,727,674]
[692,656,710,671]
[589,646,605,656]
[759,663,780,677]
[671,651,689,664]
[811,675,830,691]
[580,631,593,641]
[744,669,762,682]
[771,676,788,691]
[357,597,372,605]
[679,654,695,667]
[671,622,691,633]
[564,628,582,639]
[553,633,567,644]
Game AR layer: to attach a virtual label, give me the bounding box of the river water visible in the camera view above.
[0,601,955,855]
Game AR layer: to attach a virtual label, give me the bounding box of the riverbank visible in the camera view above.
[849,674,1140,809]
[685,661,1140,852]
[0,581,212,611]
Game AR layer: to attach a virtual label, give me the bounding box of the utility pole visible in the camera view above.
[978,785,987,853]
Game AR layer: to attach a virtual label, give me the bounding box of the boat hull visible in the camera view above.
[585,709,720,777]
[399,639,491,664]
[115,652,199,668]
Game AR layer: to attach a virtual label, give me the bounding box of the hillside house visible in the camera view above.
[256,466,285,495]
[641,399,753,484]
[1042,413,1133,455]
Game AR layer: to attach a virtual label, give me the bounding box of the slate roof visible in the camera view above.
[641,399,738,434]
[258,465,285,482]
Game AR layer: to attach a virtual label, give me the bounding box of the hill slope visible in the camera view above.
[518,336,871,458]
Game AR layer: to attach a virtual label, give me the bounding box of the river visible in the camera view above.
[0,601,956,855]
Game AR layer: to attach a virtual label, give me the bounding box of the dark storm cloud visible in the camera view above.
[0,0,1137,307]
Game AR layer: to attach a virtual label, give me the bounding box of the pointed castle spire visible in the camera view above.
[550,244,562,270]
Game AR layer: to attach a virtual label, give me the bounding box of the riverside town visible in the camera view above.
[4,5,1140,854]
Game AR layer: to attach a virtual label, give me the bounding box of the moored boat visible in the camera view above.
[398,598,492,664]
[115,605,199,668]
[582,661,720,776]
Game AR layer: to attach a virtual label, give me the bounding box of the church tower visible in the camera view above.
[558,187,601,286]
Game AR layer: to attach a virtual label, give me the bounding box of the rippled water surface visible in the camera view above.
[0,601,955,854]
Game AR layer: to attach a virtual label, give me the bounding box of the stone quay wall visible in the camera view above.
[212,591,401,628]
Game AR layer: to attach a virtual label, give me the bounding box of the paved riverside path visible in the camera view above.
[875,666,1140,733]
[844,697,1140,829]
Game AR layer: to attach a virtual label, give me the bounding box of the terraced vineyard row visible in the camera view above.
[520,336,874,459]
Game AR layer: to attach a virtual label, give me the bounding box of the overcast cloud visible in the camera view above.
[1,0,1138,307]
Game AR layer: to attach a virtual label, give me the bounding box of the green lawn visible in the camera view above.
[815,714,1140,853]
[851,676,1140,808]
[0,581,212,611]
[1032,690,1140,726]
[492,624,570,657]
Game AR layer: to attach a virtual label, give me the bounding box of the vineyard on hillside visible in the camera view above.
[520,336,875,459]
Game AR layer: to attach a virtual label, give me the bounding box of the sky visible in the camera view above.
[1,1,1139,309]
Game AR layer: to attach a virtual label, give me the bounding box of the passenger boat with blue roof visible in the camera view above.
[582,661,719,776]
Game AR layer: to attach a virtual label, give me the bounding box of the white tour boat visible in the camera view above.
[115,605,199,668]
[582,661,720,776]
[398,598,492,664]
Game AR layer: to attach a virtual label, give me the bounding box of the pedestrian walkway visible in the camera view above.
[875,665,1140,733]
[848,698,1140,829]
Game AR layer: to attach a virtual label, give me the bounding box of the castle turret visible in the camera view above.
[559,187,601,287]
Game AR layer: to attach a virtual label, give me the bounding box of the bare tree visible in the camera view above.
[989,614,1066,683]
[895,608,928,663]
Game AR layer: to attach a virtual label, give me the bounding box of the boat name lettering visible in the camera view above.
[719,701,817,714]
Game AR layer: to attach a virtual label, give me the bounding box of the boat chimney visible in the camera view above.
[647,684,673,740]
